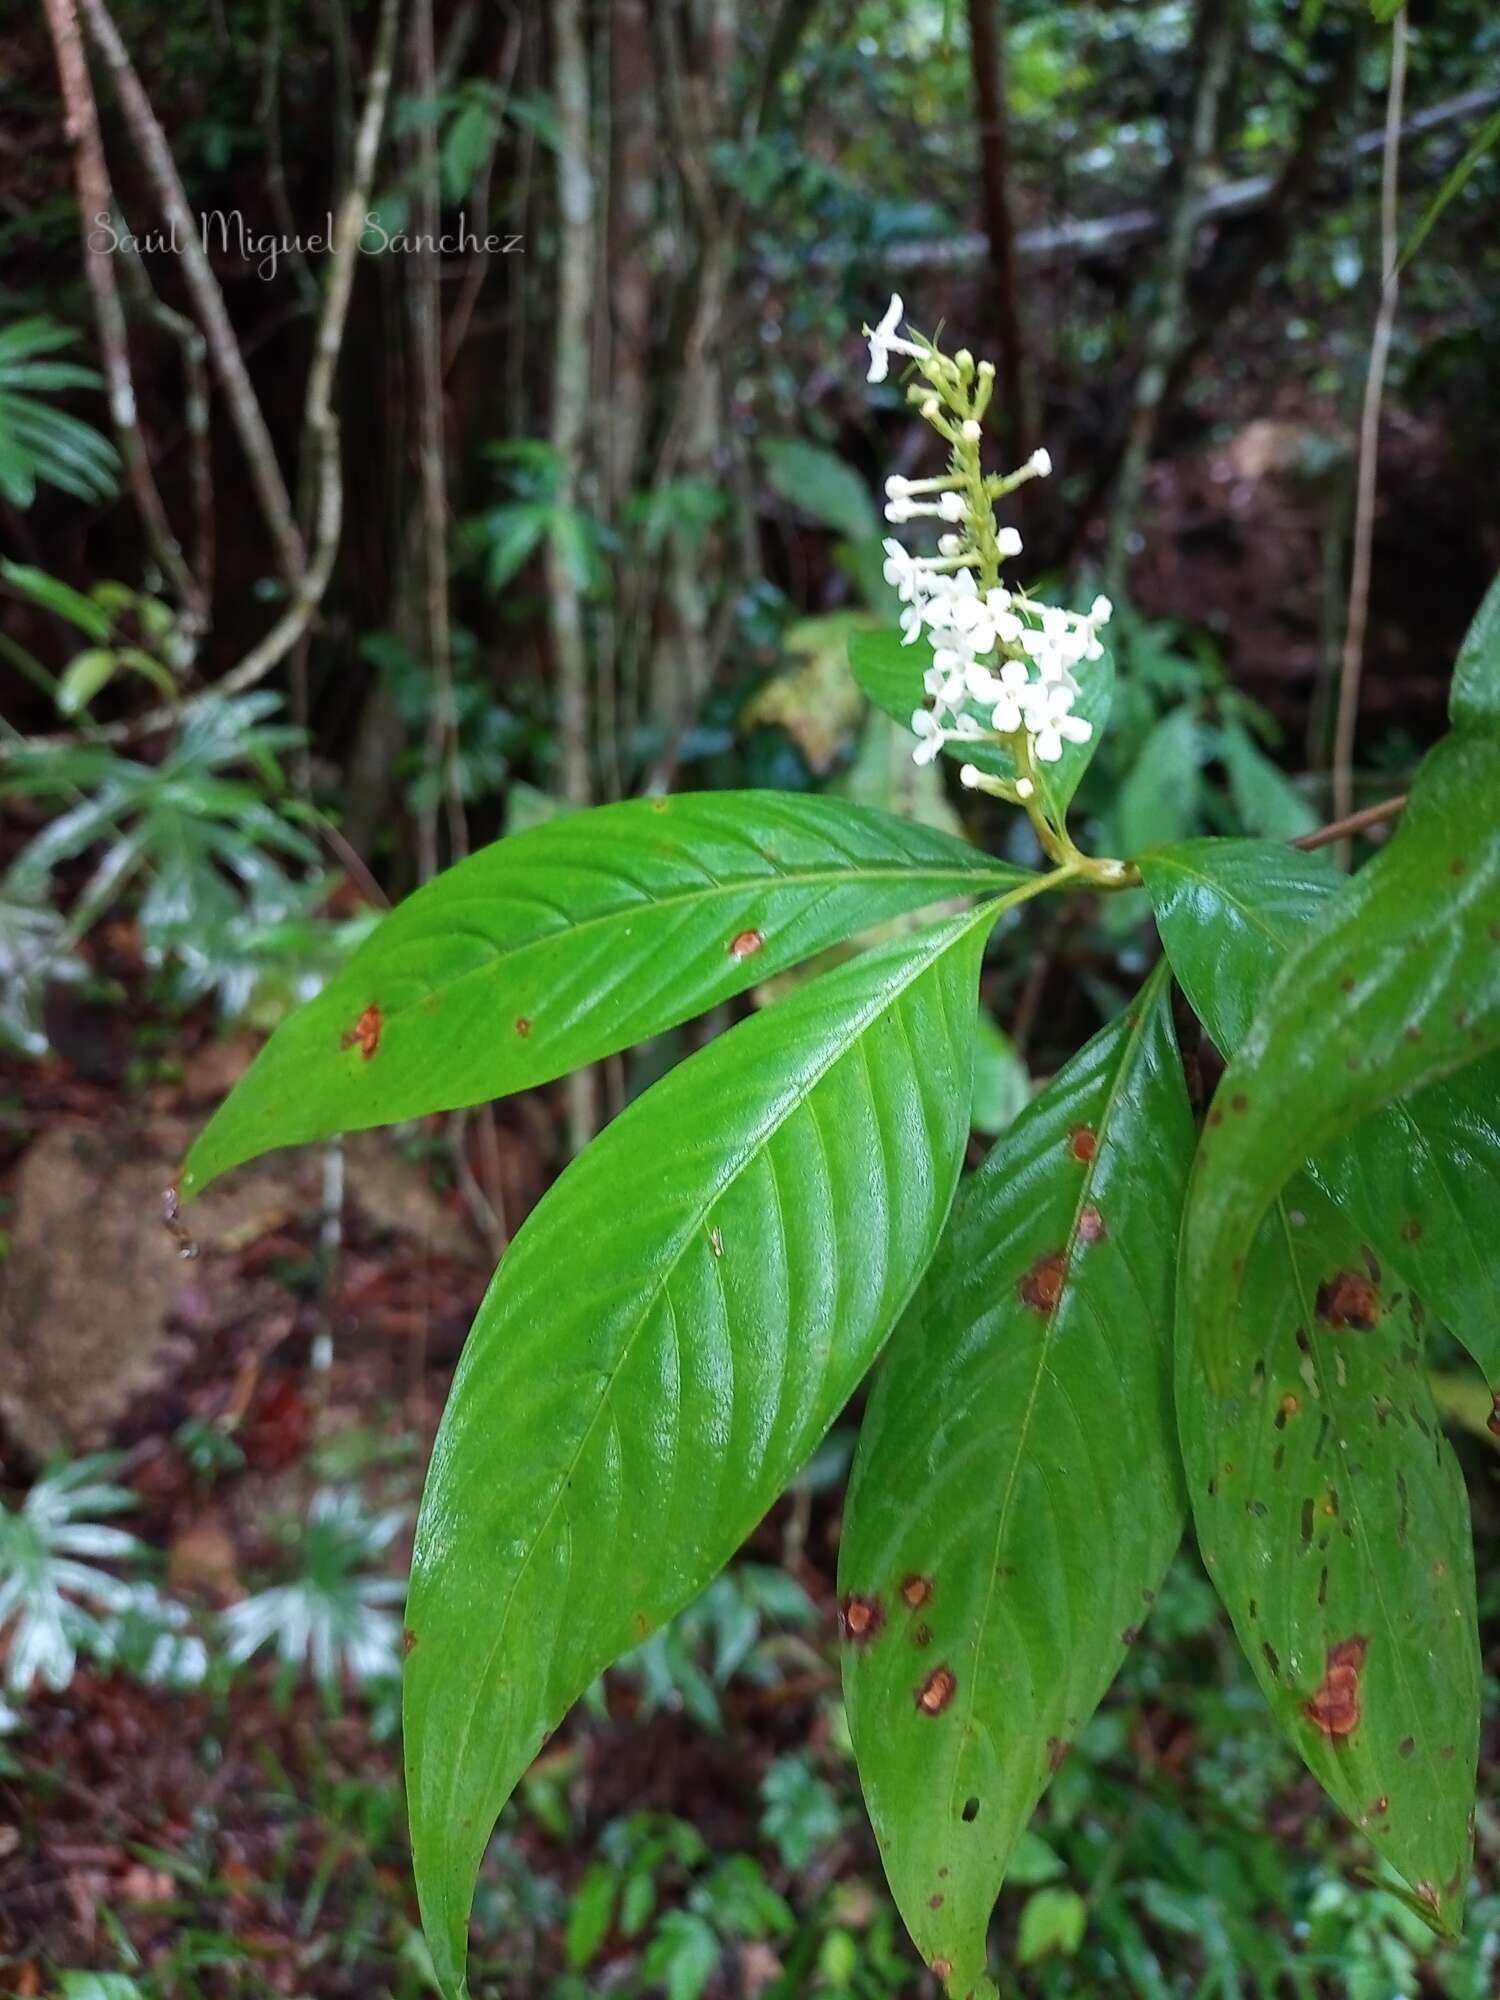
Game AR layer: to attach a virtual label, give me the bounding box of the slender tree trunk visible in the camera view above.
[1331,10,1408,856]
[966,0,1032,450]
[411,0,463,881]
[75,0,307,588]
[550,0,599,1149]
[1104,0,1241,596]
[41,0,204,636]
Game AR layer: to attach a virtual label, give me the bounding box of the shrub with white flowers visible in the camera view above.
[181,278,1500,2000]
[865,293,1124,881]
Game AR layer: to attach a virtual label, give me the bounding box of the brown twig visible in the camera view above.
[1292,791,1408,853]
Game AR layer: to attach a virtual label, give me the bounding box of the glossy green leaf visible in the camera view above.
[1180,1176,1479,1931]
[846,627,1112,826]
[405,907,998,1998]
[1178,734,1500,1383]
[1144,837,1500,1386]
[839,965,1193,1999]
[181,792,1036,1196]
[1450,566,1500,731]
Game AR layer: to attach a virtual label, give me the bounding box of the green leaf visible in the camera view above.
[1219,724,1318,840]
[1180,1176,1478,1932]
[1144,836,1500,1387]
[970,1011,1028,1136]
[1450,567,1500,732]
[1,559,113,640]
[1178,734,1500,1385]
[55,647,120,717]
[1401,108,1500,272]
[839,965,1193,1998]
[564,1862,618,1970]
[847,627,1113,826]
[1117,707,1203,855]
[760,438,880,544]
[404,908,998,1997]
[181,792,1038,1197]
[1017,1887,1088,1965]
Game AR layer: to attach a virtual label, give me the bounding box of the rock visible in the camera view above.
[0,1119,483,1466]
[0,1121,293,1467]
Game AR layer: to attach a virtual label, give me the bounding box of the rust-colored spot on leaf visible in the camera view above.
[1316,1270,1380,1330]
[515,1016,532,1038]
[1450,857,1468,877]
[841,1594,885,1645]
[1489,1396,1500,1440]
[1305,1635,1367,1738]
[631,1611,650,1641]
[1068,1125,1097,1162]
[1020,1249,1068,1314]
[931,1959,952,1980]
[728,928,764,961]
[1076,1205,1107,1245]
[915,1665,956,1715]
[403,1628,419,1656]
[1372,1795,1389,1816]
[913,1622,932,1649]
[1275,1393,1299,1428]
[1046,1736,1070,1772]
[1231,1092,1249,1113]
[1121,1626,1139,1647]
[1401,1218,1423,1243]
[929,1894,944,1910]
[340,1003,382,1060]
[1207,1107,1224,1128]
[901,1574,932,1610]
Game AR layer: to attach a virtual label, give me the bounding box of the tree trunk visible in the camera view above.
[549,0,600,1148]
[965,0,1032,451]
[1104,0,1241,595]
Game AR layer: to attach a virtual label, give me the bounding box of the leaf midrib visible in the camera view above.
[339,857,1032,1030]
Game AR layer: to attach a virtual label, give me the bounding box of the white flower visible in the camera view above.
[1023,682,1093,763]
[938,490,967,522]
[959,763,982,789]
[865,293,922,383]
[960,419,982,442]
[1029,448,1053,477]
[991,693,1023,734]
[996,526,1023,558]
[885,475,913,499]
[881,538,924,599]
[1089,594,1113,625]
[1015,778,1034,799]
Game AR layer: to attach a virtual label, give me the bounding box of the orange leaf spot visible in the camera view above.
[1305,1635,1367,1738]
[915,1665,956,1715]
[341,1004,382,1061]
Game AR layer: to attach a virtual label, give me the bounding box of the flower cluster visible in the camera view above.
[864,294,1112,798]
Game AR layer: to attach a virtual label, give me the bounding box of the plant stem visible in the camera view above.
[1293,791,1408,853]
